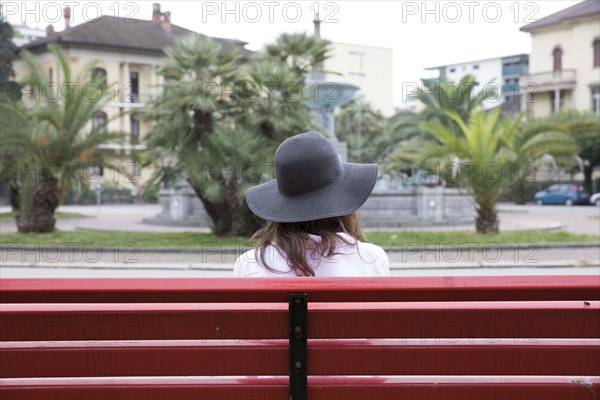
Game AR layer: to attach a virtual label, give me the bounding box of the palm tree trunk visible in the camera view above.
[226,177,243,237]
[512,180,527,205]
[583,165,593,194]
[8,179,19,211]
[475,206,499,234]
[15,169,60,233]
[187,178,232,236]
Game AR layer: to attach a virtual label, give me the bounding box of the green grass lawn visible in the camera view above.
[0,211,85,220]
[0,229,596,248]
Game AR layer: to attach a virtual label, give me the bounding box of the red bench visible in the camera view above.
[1,276,599,400]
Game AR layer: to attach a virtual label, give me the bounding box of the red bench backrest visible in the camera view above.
[1,276,599,400]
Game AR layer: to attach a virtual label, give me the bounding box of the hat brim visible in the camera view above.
[246,162,378,223]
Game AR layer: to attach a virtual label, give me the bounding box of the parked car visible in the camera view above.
[533,183,590,206]
[590,193,600,206]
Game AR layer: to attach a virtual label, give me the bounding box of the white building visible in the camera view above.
[426,54,529,113]
[11,24,46,47]
[324,42,394,116]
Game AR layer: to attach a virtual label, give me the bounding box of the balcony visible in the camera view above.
[109,93,155,109]
[520,70,576,92]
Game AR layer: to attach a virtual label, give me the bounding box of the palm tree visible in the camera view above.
[411,109,575,233]
[537,111,599,194]
[144,36,243,235]
[0,44,122,233]
[242,58,316,141]
[144,34,326,236]
[417,75,497,129]
[382,75,499,183]
[263,33,332,77]
[507,118,579,204]
[185,128,269,235]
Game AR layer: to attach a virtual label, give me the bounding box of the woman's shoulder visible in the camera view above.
[234,245,289,277]
[356,241,389,276]
[358,241,387,257]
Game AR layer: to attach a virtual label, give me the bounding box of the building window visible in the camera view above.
[553,47,562,73]
[592,87,600,115]
[473,64,479,70]
[92,68,107,85]
[132,160,141,178]
[87,165,103,177]
[594,39,600,68]
[130,114,140,144]
[130,71,139,102]
[91,111,107,133]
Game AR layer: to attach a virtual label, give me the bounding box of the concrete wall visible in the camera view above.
[359,187,475,228]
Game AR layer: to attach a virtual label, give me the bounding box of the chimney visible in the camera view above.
[160,11,171,32]
[46,24,56,37]
[63,6,71,29]
[152,3,161,24]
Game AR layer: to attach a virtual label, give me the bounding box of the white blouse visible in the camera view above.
[233,233,389,277]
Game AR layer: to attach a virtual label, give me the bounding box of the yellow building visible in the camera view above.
[520,0,600,117]
[14,4,250,189]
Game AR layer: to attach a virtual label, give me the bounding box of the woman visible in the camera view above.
[234,131,389,277]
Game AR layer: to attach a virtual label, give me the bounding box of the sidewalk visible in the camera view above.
[2,244,599,270]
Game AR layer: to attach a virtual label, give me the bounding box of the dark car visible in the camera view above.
[533,183,590,206]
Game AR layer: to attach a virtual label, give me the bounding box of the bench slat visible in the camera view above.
[2,276,598,303]
[2,339,599,378]
[1,376,598,400]
[2,302,598,341]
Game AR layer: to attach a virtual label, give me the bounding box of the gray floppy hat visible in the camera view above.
[246,131,378,222]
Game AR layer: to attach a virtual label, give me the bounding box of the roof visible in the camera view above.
[20,15,252,58]
[521,0,600,32]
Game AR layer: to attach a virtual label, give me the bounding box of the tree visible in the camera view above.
[417,74,498,131]
[0,44,122,232]
[0,12,20,102]
[404,109,575,233]
[542,111,599,194]
[382,75,499,182]
[507,117,580,204]
[144,33,327,236]
[263,33,331,77]
[335,96,386,163]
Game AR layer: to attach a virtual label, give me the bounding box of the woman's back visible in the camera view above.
[234,232,389,277]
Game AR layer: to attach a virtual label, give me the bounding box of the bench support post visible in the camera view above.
[289,293,308,400]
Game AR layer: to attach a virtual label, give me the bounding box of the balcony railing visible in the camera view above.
[502,83,520,94]
[502,64,528,76]
[110,93,155,108]
[520,70,576,90]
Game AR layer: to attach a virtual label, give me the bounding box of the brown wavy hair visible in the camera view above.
[250,212,367,277]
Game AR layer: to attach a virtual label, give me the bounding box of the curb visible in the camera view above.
[2,260,599,271]
[1,242,598,254]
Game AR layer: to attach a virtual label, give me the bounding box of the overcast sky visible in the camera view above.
[4,0,584,107]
